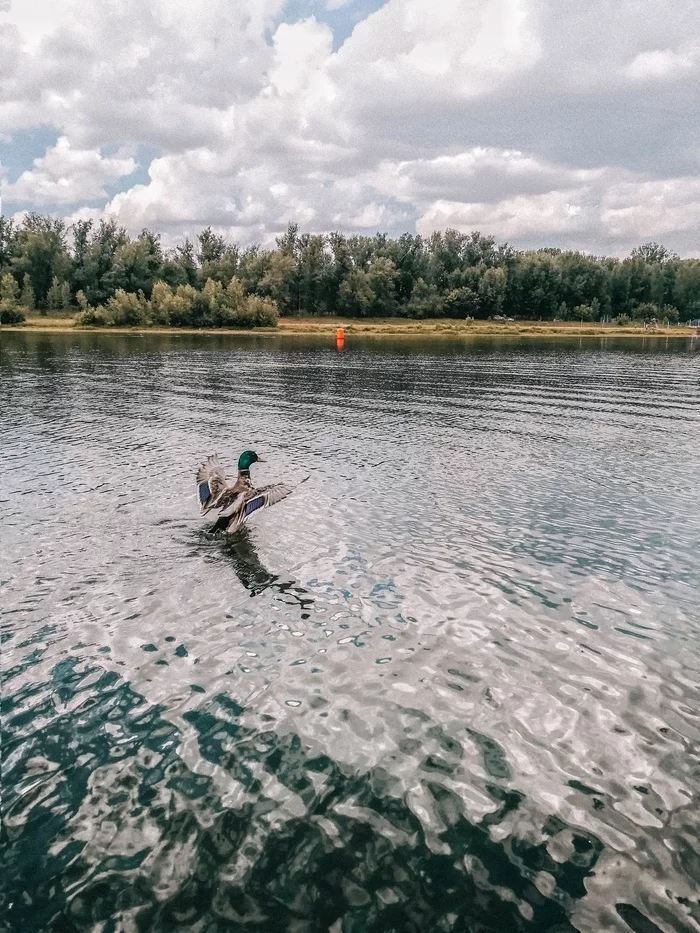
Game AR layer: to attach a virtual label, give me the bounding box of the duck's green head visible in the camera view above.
[238,449,264,471]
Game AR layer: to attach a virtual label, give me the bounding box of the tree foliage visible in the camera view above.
[74,278,278,329]
[1,214,699,326]
[0,272,26,324]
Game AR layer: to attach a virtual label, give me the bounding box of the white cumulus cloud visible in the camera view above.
[1,0,699,254]
[5,136,137,204]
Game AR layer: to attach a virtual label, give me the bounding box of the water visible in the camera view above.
[1,331,699,933]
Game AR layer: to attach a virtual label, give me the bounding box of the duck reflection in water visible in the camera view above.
[204,525,314,616]
[217,526,278,596]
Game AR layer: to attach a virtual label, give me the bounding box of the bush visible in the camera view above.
[151,282,197,327]
[0,301,26,324]
[104,289,148,326]
[571,304,597,322]
[149,277,277,328]
[633,302,661,322]
[236,295,278,327]
[74,306,109,326]
[0,273,26,324]
[74,289,147,326]
[72,278,278,329]
[632,302,679,324]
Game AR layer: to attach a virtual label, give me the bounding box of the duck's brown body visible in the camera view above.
[196,452,297,534]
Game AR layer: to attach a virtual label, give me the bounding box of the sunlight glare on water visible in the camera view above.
[1,331,699,933]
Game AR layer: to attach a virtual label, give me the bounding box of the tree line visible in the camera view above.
[1,213,699,327]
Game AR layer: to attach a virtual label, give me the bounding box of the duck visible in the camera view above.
[196,450,298,534]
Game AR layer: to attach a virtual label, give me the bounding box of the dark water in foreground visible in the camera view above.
[1,332,699,933]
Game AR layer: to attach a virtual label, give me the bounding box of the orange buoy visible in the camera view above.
[336,327,345,350]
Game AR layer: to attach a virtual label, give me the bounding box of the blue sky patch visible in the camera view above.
[277,0,386,51]
[1,125,60,182]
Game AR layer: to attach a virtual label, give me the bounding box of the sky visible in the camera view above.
[1,0,699,255]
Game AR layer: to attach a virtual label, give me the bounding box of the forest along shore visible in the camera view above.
[2,315,697,338]
[2,218,700,331]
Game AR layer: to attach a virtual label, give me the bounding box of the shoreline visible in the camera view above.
[1,316,696,339]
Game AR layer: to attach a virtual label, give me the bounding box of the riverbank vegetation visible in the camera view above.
[1,213,699,328]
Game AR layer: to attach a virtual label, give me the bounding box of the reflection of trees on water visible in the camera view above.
[4,655,615,933]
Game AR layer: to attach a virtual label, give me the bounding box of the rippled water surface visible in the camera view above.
[2,331,699,933]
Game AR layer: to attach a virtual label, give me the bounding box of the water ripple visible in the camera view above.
[1,332,699,933]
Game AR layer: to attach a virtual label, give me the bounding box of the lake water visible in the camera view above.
[1,331,699,933]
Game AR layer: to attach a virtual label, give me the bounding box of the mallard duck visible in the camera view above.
[196,450,297,534]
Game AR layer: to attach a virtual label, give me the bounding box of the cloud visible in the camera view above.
[602,177,700,240]
[5,136,136,205]
[268,18,333,96]
[2,0,700,254]
[374,149,601,205]
[627,44,700,83]
[417,190,592,242]
[415,171,700,255]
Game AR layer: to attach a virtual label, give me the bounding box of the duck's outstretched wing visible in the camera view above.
[196,455,228,512]
[224,481,297,534]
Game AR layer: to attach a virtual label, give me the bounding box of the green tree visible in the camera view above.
[260,251,297,315]
[237,245,271,296]
[48,277,71,310]
[406,278,444,318]
[0,217,14,274]
[297,234,330,315]
[11,214,70,309]
[630,242,677,265]
[571,302,598,322]
[77,219,129,306]
[20,273,35,311]
[338,268,374,317]
[197,227,227,266]
[112,229,163,297]
[673,260,700,321]
[0,272,24,324]
[367,257,398,316]
[478,267,507,318]
[1,272,20,302]
[444,286,479,319]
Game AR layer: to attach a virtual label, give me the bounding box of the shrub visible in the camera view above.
[103,289,148,326]
[0,300,26,324]
[0,273,26,324]
[571,304,597,322]
[238,295,278,327]
[72,279,278,329]
[633,302,661,321]
[633,302,679,324]
[149,277,277,328]
[74,306,109,327]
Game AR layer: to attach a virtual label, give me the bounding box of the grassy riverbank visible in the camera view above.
[2,313,697,338]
